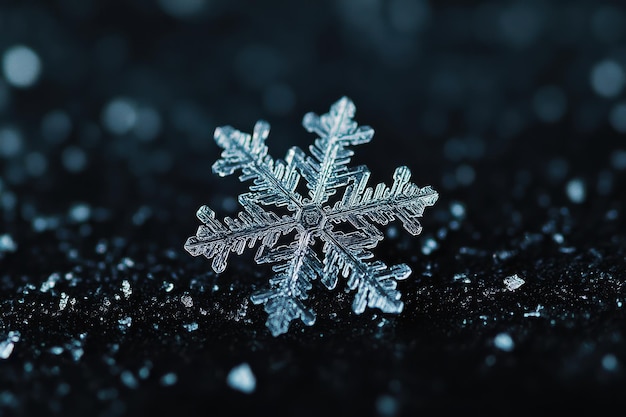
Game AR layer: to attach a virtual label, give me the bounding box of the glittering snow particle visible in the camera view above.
[185,97,438,336]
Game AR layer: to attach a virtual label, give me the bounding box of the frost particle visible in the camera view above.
[503,274,525,291]
[227,363,256,394]
[183,322,198,332]
[121,371,139,389]
[180,293,193,308]
[121,280,132,299]
[59,292,69,310]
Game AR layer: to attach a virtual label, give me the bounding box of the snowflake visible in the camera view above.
[185,97,438,336]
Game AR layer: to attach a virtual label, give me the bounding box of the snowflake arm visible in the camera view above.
[295,97,374,204]
[184,195,298,273]
[213,121,303,210]
[250,231,321,336]
[329,165,439,235]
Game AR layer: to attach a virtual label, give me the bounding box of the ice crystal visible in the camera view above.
[185,97,438,336]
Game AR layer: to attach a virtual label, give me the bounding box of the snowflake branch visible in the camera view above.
[297,97,374,204]
[251,231,320,336]
[212,121,303,210]
[184,196,298,273]
[320,230,411,315]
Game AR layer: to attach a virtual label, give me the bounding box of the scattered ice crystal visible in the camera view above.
[2,45,41,89]
[185,97,438,336]
[227,363,256,394]
[121,280,132,299]
[180,294,193,308]
[183,322,199,332]
[503,274,525,291]
[494,332,514,351]
[59,292,69,310]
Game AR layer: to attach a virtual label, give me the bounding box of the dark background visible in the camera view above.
[1,0,626,415]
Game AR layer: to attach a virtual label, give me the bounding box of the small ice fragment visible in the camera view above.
[227,363,256,394]
[95,241,107,254]
[494,333,514,351]
[163,282,174,292]
[121,280,132,299]
[118,316,132,329]
[183,322,198,332]
[453,273,470,283]
[59,292,69,310]
[503,274,525,291]
[0,331,20,359]
[180,293,193,308]
[121,371,139,389]
[566,178,586,204]
[0,234,17,252]
[40,272,60,293]
[602,354,618,371]
[117,257,135,270]
[523,304,543,318]
[552,233,564,244]
[160,372,178,386]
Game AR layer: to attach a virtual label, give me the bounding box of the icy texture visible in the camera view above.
[185,97,438,336]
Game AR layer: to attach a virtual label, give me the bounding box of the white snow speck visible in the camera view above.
[503,274,525,291]
[180,293,193,308]
[59,292,69,310]
[121,280,132,299]
[183,322,198,332]
[227,363,256,394]
[494,332,514,351]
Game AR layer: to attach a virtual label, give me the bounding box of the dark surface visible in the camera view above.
[1,0,626,415]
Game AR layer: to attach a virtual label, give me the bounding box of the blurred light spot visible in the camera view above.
[597,170,613,196]
[376,395,399,417]
[62,146,87,173]
[494,332,514,351]
[590,60,625,98]
[566,178,586,204]
[133,107,161,141]
[158,0,208,18]
[159,372,177,386]
[609,102,626,133]
[443,136,485,161]
[498,4,542,47]
[611,150,626,170]
[388,0,430,34]
[0,127,23,158]
[455,164,475,186]
[263,84,295,116]
[236,45,286,89]
[450,201,466,219]
[2,45,42,88]
[591,7,625,43]
[602,354,619,371]
[547,158,568,182]
[42,110,72,143]
[69,203,91,222]
[533,86,567,123]
[227,363,256,394]
[25,152,47,177]
[102,98,137,135]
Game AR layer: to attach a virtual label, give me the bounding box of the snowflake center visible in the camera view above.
[299,205,325,229]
